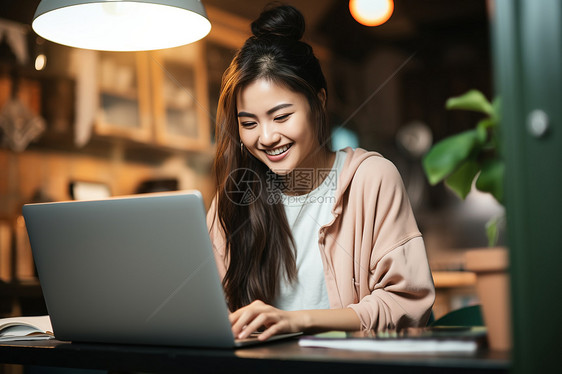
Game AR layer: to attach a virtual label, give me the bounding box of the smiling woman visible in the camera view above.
[236,79,333,180]
[207,4,434,342]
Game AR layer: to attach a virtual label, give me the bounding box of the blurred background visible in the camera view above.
[0,0,501,318]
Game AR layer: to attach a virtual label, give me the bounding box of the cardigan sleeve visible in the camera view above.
[347,236,435,331]
[338,154,435,331]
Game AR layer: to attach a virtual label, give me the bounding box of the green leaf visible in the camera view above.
[485,214,505,247]
[422,130,480,185]
[486,217,499,247]
[444,160,480,199]
[476,118,494,144]
[446,90,493,116]
[476,159,505,204]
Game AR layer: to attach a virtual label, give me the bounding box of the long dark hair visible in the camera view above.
[212,4,331,311]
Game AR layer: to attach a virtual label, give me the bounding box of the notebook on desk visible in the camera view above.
[22,191,300,348]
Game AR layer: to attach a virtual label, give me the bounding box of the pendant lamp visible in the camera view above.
[32,0,212,51]
[349,0,394,27]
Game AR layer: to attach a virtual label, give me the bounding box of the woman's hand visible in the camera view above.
[230,301,362,341]
[229,300,307,341]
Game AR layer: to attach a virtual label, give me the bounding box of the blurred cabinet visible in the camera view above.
[96,51,152,143]
[95,42,211,151]
[150,43,210,151]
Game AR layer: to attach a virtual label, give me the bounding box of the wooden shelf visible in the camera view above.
[433,271,477,288]
[432,271,478,320]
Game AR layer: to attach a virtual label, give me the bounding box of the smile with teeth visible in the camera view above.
[265,144,292,156]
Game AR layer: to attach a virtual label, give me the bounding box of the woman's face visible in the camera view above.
[237,78,322,176]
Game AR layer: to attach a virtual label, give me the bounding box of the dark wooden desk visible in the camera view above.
[0,338,510,374]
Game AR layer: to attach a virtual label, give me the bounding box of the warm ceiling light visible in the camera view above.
[349,0,394,27]
[32,0,211,51]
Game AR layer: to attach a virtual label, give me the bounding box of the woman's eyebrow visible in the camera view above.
[266,103,293,115]
[237,111,256,118]
[237,103,293,118]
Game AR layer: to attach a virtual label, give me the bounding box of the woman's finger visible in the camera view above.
[230,301,269,337]
[237,312,272,339]
[258,319,287,341]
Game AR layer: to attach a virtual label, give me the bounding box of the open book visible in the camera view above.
[299,326,487,354]
[0,315,53,342]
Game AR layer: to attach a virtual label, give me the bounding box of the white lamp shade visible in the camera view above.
[32,0,212,51]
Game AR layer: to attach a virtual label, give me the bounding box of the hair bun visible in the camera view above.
[251,5,305,41]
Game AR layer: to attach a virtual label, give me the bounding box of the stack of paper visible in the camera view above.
[0,315,54,342]
[298,327,487,354]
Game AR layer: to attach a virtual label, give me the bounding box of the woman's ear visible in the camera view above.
[318,89,327,108]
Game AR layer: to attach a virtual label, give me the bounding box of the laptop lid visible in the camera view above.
[23,191,241,348]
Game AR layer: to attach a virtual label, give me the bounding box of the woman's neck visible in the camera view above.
[282,150,336,196]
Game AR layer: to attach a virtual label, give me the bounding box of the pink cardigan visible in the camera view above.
[207,147,435,332]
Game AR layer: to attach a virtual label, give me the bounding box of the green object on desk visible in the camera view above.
[312,331,348,338]
[430,305,484,327]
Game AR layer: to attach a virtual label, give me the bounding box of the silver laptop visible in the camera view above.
[22,191,300,348]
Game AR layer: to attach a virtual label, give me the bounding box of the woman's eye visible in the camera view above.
[240,121,257,128]
[275,113,291,122]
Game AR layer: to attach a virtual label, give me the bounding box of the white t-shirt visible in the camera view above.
[274,150,346,311]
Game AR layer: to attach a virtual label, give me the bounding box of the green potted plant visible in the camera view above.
[422,90,511,351]
[422,89,504,246]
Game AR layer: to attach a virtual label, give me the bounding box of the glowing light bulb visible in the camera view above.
[349,0,394,27]
[35,54,47,71]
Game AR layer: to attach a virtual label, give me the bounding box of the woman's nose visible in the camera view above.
[259,122,281,147]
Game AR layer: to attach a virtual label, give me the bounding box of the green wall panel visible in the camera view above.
[492,0,562,372]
